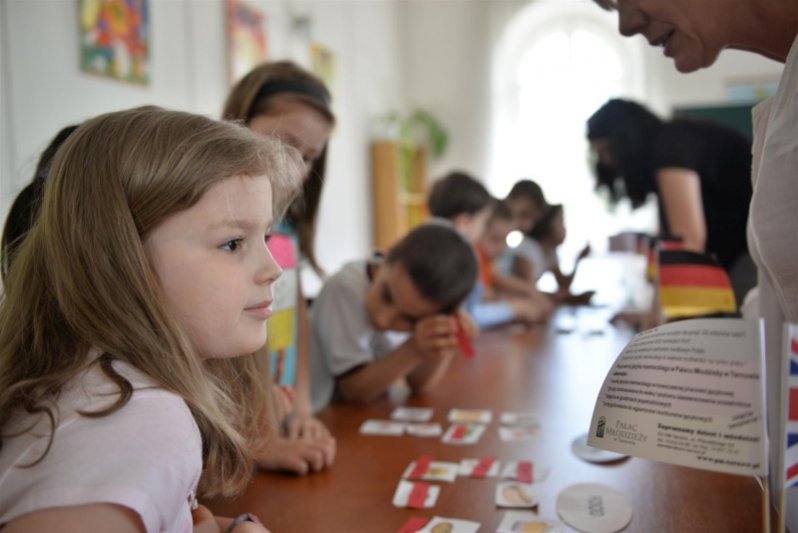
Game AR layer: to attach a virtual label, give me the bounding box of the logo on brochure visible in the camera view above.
[595,416,606,438]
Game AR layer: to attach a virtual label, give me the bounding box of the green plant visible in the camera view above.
[380,108,449,160]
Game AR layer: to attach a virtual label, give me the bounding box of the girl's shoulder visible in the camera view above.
[0,356,202,532]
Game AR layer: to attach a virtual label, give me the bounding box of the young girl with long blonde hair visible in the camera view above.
[0,106,300,532]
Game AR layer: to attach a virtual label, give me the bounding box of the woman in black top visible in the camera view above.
[587,98,754,304]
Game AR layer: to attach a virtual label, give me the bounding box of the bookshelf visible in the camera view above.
[371,140,428,251]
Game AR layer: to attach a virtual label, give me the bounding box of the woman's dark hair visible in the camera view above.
[528,204,563,242]
[427,170,493,219]
[386,221,478,314]
[587,99,664,208]
[2,124,80,279]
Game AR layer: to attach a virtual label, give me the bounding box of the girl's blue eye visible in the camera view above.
[221,239,242,252]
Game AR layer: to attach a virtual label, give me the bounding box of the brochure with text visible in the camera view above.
[588,318,767,476]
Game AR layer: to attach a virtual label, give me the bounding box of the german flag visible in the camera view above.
[646,238,683,282]
[658,249,737,319]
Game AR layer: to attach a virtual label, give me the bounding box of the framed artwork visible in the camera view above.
[309,41,335,89]
[80,0,150,85]
[227,0,268,84]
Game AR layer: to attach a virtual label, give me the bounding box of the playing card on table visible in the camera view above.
[442,423,485,445]
[391,406,434,422]
[496,511,565,533]
[417,516,481,533]
[495,481,538,508]
[448,408,492,424]
[392,480,440,509]
[500,461,549,483]
[403,457,459,483]
[499,425,540,442]
[405,422,443,437]
[359,419,405,436]
[500,411,541,428]
[458,457,500,478]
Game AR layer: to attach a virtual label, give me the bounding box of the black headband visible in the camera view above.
[253,80,331,113]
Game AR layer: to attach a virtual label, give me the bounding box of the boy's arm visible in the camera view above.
[491,266,538,298]
[338,314,462,401]
[336,339,423,403]
[405,315,458,392]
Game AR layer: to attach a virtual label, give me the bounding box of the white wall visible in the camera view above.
[0,0,787,289]
[399,0,785,186]
[0,0,405,294]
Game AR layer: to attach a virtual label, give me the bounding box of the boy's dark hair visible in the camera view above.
[487,199,513,225]
[427,170,493,220]
[528,204,563,241]
[386,222,478,314]
[2,124,80,280]
[507,179,546,208]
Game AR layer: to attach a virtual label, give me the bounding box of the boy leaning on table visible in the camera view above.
[309,221,478,412]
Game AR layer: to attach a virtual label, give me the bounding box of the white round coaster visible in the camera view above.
[556,482,632,533]
[571,433,628,463]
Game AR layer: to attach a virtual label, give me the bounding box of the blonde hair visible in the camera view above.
[0,106,302,497]
[223,60,334,276]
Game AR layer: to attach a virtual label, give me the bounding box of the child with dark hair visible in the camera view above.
[309,222,477,410]
[2,124,80,279]
[428,171,549,329]
[516,204,594,304]
[505,179,547,234]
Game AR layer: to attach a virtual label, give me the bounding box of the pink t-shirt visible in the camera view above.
[0,356,202,532]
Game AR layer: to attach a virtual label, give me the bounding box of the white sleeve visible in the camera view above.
[0,389,202,533]
[313,274,375,377]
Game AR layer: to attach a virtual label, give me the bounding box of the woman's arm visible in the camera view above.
[656,168,707,252]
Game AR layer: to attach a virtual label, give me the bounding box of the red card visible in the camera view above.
[397,516,429,533]
[407,482,431,509]
[456,317,475,358]
[471,456,496,478]
[408,455,433,479]
[517,461,533,483]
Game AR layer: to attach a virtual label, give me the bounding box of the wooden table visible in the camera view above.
[208,308,765,532]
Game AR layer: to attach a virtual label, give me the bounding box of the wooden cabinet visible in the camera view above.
[371,140,428,251]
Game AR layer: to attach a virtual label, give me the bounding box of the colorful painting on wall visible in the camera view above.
[80,0,150,85]
[309,42,335,89]
[227,0,268,84]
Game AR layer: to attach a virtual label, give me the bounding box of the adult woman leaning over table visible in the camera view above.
[592,0,798,526]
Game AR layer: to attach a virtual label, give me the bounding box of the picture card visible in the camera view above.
[406,423,443,437]
[495,481,538,508]
[496,511,565,533]
[442,423,486,445]
[500,461,549,483]
[417,516,480,533]
[391,406,434,422]
[448,408,492,424]
[403,457,459,483]
[458,457,500,478]
[359,419,405,436]
[392,480,440,509]
[556,483,632,533]
[500,412,542,428]
[499,425,540,442]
